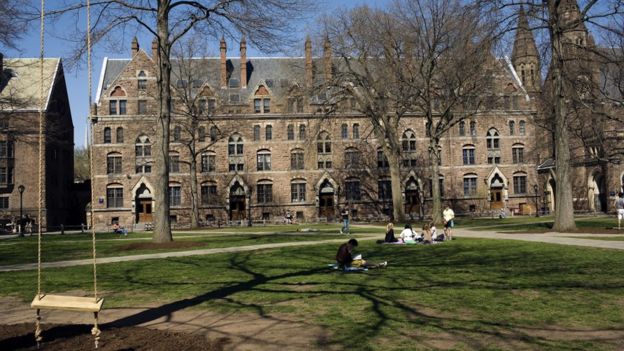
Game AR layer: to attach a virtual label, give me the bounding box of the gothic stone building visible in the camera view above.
[0,55,75,230]
[90,27,542,230]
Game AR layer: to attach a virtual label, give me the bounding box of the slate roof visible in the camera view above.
[0,58,60,111]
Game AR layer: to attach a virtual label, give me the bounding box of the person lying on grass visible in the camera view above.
[336,239,387,269]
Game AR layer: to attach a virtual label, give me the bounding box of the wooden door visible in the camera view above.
[138,199,153,223]
[230,196,246,220]
[319,194,334,218]
[490,189,503,210]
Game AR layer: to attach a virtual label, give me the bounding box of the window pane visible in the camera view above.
[119,100,127,115]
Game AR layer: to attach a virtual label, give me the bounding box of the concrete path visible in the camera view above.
[0,236,378,272]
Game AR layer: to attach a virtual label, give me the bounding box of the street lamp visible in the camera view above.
[17,185,25,236]
[533,184,539,218]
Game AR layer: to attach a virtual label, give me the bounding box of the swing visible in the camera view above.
[30,0,104,348]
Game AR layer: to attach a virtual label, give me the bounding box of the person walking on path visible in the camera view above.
[443,206,455,240]
[616,193,624,229]
[340,207,350,234]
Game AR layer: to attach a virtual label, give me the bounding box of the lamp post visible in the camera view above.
[533,184,539,218]
[17,185,25,237]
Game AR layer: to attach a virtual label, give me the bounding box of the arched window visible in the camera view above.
[103,127,112,144]
[106,152,122,174]
[519,120,526,135]
[345,177,361,201]
[402,130,416,152]
[462,144,476,165]
[116,127,124,143]
[299,125,306,140]
[265,125,273,141]
[486,128,500,150]
[353,124,360,139]
[344,147,360,169]
[287,124,294,140]
[290,149,305,170]
[137,71,147,90]
[463,174,478,196]
[257,149,271,171]
[168,183,182,206]
[169,151,180,173]
[210,126,218,142]
[291,179,306,202]
[513,172,527,194]
[201,151,216,173]
[257,180,273,203]
[341,123,348,139]
[459,121,465,136]
[173,125,181,142]
[228,134,244,155]
[509,121,515,135]
[201,181,218,205]
[106,184,123,208]
[512,143,525,164]
[470,121,477,136]
[317,132,331,154]
[198,126,206,142]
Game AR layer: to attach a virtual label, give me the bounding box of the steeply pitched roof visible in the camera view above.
[0,58,61,111]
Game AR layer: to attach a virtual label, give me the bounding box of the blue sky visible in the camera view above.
[2,0,389,149]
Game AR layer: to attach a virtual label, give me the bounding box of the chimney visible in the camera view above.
[131,37,139,56]
[240,35,247,89]
[323,36,332,82]
[305,37,313,88]
[220,36,227,88]
[151,38,158,61]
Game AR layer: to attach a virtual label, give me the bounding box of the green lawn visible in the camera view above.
[1,237,624,350]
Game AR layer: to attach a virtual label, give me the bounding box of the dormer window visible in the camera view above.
[109,86,127,115]
[253,85,271,113]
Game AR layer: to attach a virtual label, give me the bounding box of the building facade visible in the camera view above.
[90,27,542,229]
[0,56,75,230]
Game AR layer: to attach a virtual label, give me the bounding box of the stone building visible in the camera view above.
[91,24,542,229]
[0,55,75,230]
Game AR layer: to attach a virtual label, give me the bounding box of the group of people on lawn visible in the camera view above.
[335,206,456,269]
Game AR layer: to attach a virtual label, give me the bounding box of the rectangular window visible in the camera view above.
[514,176,527,194]
[463,178,477,196]
[0,196,8,209]
[138,79,147,90]
[107,156,122,174]
[168,186,181,206]
[266,126,272,140]
[170,155,180,173]
[138,100,147,114]
[463,149,475,165]
[106,188,123,208]
[513,148,524,164]
[287,126,294,140]
[346,181,361,201]
[201,154,216,172]
[318,160,332,169]
[253,125,260,141]
[257,153,271,171]
[257,184,273,203]
[291,152,304,170]
[291,183,306,202]
[201,185,218,205]
[345,151,360,169]
[109,100,117,115]
[0,167,6,184]
[487,156,500,164]
[254,99,261,113]
[0,141,13,158]
[263,99,270,113]
[378,180,392,200]
[378,151,389,169]
[119,100,127,115]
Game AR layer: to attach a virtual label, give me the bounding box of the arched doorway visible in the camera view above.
[589,173,607,213]
[135,184,153,223]
[405,178,421,219]
[318,179,335,219]
[490,174,505,210]
[229,182,246,220]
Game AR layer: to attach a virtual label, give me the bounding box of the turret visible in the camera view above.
[511,6,541,93]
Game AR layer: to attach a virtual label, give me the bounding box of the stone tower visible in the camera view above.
[511,6,541,93]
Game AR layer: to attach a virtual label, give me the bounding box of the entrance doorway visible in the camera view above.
[590,174,607,213]
[490,174,504,210]
[318,180,335,219]
[135,184,153,223]
[405,179,421,219]
[229,182,246,220]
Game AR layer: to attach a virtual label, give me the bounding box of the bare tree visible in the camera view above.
[0,0,31,51]
[45,0,313,242]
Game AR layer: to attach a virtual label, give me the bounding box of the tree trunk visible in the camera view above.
[549,2,577,232]
[153,2,173,243]
[386,149,406,223]
[429,140,443,225]
[189,157,199,229]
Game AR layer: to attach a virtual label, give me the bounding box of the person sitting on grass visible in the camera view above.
[400,223,417,243]
[336,239,387,269]
[422,223,433,244]
[384,222,399,243]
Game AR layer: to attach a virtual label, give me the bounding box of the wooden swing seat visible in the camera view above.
[31,294,104,313]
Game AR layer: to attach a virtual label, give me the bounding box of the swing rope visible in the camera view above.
[34,0,102,347]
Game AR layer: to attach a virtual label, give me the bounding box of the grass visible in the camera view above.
[1,235,624,350]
